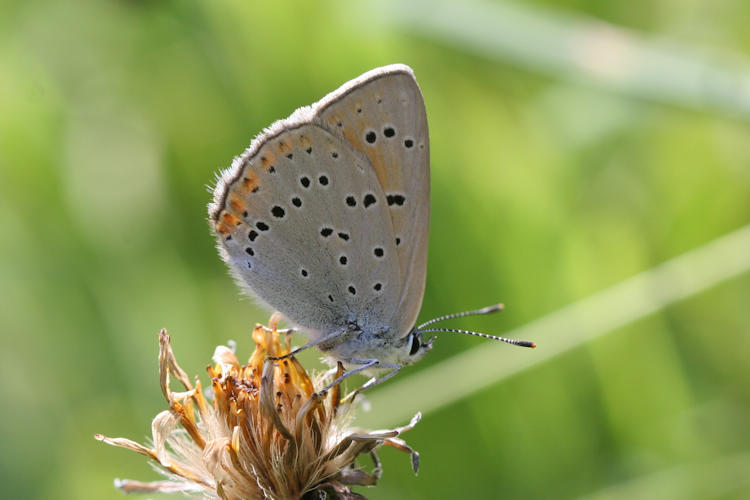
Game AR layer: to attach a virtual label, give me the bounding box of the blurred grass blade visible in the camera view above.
[384,0,750,120]
[579,452,750,499]
[360,224,750,427]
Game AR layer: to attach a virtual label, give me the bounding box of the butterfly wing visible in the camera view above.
[314,64,430,339]
[210,120,402,339]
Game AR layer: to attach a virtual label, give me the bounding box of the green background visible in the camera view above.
[2,0,749,499]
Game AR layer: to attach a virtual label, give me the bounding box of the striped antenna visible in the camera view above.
[416,327,536,348]
[417,303,504,329]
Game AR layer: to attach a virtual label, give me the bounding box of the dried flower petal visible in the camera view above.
[97,320,420,499]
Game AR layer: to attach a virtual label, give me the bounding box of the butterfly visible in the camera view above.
[209,64,534,392]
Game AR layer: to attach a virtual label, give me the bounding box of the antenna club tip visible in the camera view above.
[483,303,504,313]
[529,342,537,349]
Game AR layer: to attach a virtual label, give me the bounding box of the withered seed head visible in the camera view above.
[96,319,420,499]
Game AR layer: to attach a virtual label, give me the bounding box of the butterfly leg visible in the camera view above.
[357,363,403,391]
[369,449,383,480]
[266,328,348,361]
[319,358,402,395]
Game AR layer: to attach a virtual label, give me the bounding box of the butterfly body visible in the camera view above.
[316,323,424,367]
[209,65,432,375]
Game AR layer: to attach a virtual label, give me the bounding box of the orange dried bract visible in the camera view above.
[97,319,420,500]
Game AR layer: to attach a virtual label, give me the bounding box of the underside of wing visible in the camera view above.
[210,121,402,338]
[313,64,430,338]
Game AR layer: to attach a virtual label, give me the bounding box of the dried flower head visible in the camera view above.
[96,317,420,499]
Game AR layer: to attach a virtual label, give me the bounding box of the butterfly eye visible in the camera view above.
[409,332,421,356]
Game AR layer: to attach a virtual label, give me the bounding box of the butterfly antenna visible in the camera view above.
[417,327,536,348]
[417,303,504,329]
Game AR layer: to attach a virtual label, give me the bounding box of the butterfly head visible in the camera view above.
[336,323,435,366]
[401,328,435,365]
[397,303,536,365]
